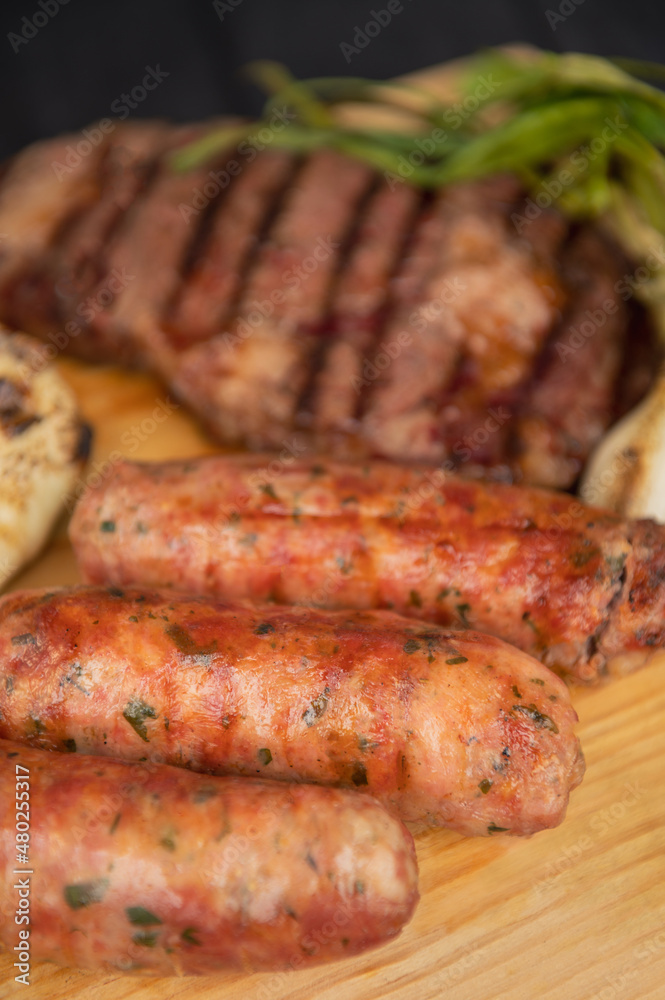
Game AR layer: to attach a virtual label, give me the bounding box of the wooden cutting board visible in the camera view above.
[2,55,665,997]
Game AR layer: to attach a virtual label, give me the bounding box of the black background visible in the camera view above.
[1,0,664,159]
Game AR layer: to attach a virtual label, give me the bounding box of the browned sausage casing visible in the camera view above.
[0,587,583,837]
[69,455,665,683]
[0,738,418,975]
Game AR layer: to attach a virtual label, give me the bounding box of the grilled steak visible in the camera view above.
[0,120,649,485]
[0,129,109,310]
[166,148,296,350]
[171,149,375,447]
[360,175,561,464]
[513,227,630,488]
[87,122,236,367]
[7,122,169,357]
[310,180,421,437]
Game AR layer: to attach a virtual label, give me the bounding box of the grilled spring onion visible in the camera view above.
[172,48,665,339]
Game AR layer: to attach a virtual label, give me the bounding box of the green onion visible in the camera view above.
[126,906,163,926]
[64,879,109,910]
[246,60,335,128]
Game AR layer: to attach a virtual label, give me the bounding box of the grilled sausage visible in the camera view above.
[69,455,665,684]
[0,738,417,975]
[0,586,583,837]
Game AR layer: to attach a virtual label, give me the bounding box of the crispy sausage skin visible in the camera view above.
[0,739,417,975]
[0,587,583,837]
[69,456,665,683]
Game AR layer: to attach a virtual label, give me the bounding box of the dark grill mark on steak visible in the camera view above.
[359,183,485,460]
[360,176,570,468]
[351,188,449,440]
[308,180,424,439]
[170,149,375,447]
[433,202,568,474]
[87,123,237,370]
[55,123,171,360]
[0,129,114,340]
[0,124,170,362]
[0,130,110,301]
[5,198,98,337]
[165,150,298,352]
[295,175,382,428]
[510,227,630,489]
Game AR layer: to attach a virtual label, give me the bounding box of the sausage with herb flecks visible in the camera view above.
[69,455,665,683]
[0,738,418,974]
[0,586,584,836]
